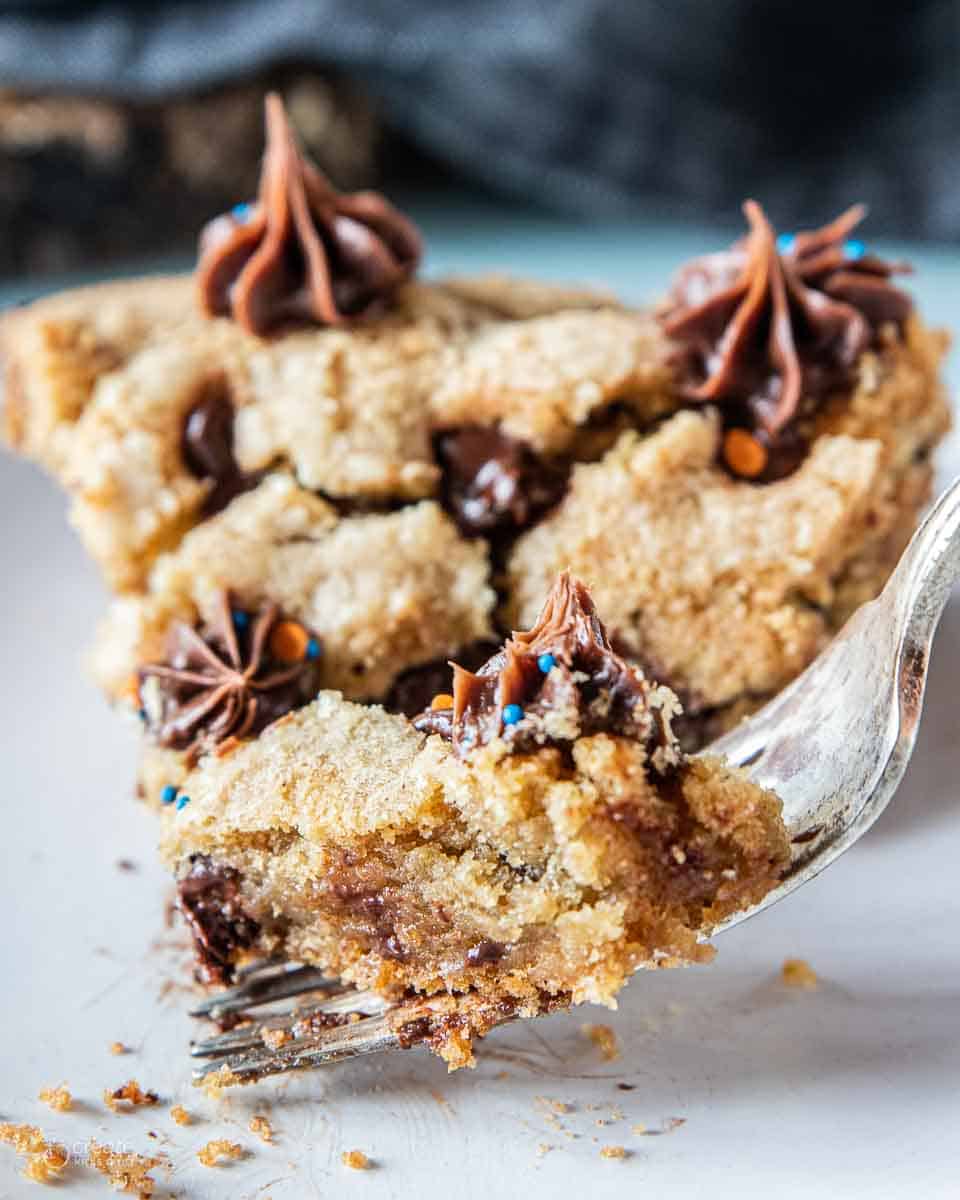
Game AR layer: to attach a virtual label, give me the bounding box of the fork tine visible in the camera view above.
[191,1011,401,1085]
[190,989,390,1058]
[189,964,339,1018]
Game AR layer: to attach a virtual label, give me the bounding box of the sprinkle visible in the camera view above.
[232,609,250,631]
[306,637,321,661]
[776,232,796,255]
[537,653,556,673]
[722,428,768,479]
[502,703,524,726]
[138,708,147,722]
[160,784,178,806]
[431,693,454,711]
[268,619,310,663]
[844,238,866,260]
[176,795,191,812]
[232,202,253,222]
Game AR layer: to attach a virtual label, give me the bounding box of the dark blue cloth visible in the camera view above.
[1,0,957,238]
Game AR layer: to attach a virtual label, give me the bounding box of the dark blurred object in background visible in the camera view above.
[0,0,957,277]
[0,72,377,275]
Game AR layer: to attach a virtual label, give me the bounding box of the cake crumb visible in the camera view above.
[261,1026,292,1051]
[169,1105,191,1126]
[535,1096,571,1115]
[0,1123,69,1183]
[198,1065,244,1098]
[104,1080,160,1112]
[581,1023,620,1061]
[341,1149,373,1170]
[197,1139,245,1167]
[781,958,819,990]
[110,1042,130,1055]
[38,1085,73,1112]
[536,1143,554,1158]
[631,1123,647,1135]
[88,1139,163,1196]
[249,1114,274,1143]
[600,1145,628,1160]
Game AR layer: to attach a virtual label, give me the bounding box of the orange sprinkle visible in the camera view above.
[121,673,141,706]
[431,693,454,711]
[723,428,768,479]
[269,620,309,663]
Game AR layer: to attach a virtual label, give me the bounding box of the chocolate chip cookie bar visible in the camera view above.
[2,94,950,753]
[162,574,791,1068]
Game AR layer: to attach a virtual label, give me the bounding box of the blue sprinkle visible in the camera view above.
[502,703,524,726]
[176,794,191,812]
[161,784,178,806]
[537,653,556,674]
[844,239,866,261]
[138,708,147,723]
[306,637,321,661]
[232,610,250,631]
[232,202,253,222]
[776,232,796,255]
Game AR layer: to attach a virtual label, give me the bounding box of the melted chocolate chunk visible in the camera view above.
[414,572,678,764]
[465,939,507,966]
[181,379,258,516]
[383,640,500,719]
[435,426,568,539]
[178,854,260,985]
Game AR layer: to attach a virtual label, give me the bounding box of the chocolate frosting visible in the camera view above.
[414,571,678,762]
[196,92,422,336]
[661,201,912,473]
[139,591,321,765]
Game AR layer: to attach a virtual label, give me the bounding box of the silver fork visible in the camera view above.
[190,476,960,1087]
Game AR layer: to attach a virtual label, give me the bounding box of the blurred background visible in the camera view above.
[0,0,957,278]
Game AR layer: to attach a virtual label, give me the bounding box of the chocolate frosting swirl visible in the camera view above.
[414,571,678,763]
[139,591,322,765]
[196,93,422,336]
[661,201,912,477]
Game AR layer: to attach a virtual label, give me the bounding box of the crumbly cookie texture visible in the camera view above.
[506,318,949,712]
[161,692,789,1068]
[3,269,949,736]
[2,273,671,590]
[91,474,494,704]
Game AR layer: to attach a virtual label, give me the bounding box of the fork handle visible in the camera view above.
[886,474,960,677]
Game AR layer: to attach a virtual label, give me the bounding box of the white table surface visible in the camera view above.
[2,205,958,1199]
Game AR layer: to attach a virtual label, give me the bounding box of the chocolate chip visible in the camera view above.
[465,939,507,966]
[177,854,260,985]
[181,378,260,516]
[384,640,499,719]
[435,426,567,539]
[182,379,236,480]
[383,934,407,962]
